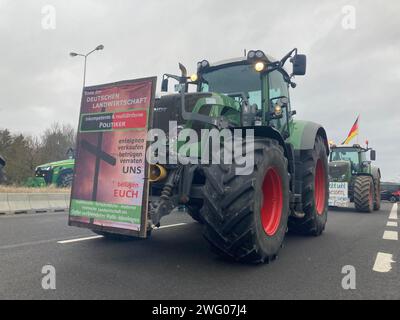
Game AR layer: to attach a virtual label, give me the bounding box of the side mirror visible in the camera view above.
[292,54,307,76]
[161,78,169,92]
[370,150,376,161]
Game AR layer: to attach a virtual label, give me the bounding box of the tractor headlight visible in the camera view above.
[254,62,265,72]
[40,166,52,171]
[190,73,198,82]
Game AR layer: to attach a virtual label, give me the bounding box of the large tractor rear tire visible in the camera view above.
[373,178,381,211]
[354,176,374,212]
[201,139,290,264]
[288,136,328,236]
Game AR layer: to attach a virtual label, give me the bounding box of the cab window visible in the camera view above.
[268,70,290,132]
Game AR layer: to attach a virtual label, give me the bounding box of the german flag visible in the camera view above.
[342,116,359,145]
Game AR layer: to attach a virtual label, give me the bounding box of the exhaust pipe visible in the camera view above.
[149,164,167,182]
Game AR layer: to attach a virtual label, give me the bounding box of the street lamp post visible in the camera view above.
[70,44,104,88]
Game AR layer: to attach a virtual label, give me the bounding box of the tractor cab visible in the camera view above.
[329,144,376,180]
[157,49,306,138]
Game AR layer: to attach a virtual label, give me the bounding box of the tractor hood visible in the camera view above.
[36,159,75,170]
[153,92,241,134]
[153,92,241,160]
[329,160,351,182]
[154,92,212,133]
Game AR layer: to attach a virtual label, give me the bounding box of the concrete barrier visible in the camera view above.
[28,193,51,213]
[48,193,69,211]
[0,192,70,215]
[0,193,10,214]
[7,193,30,213]
[64,193,71,208]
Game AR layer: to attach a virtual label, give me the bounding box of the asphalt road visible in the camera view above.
[0,202,399,300]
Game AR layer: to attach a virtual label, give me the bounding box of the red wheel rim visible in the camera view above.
[314,159,326,215]
[261,168,283,236]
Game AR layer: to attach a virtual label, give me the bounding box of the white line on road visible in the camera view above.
[57,223,188,244]
[156,223,187,230]
[387,221,398,227]
[57,235,103,244]
[389,203,398,220]
[383,231,398,241]
[373,252,396,273]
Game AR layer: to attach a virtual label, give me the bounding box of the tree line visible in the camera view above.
[0,123,76,185]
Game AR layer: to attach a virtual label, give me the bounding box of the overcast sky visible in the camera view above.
[0,0,399,181]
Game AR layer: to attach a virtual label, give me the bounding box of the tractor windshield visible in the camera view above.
[199,63,262,107]
[330,148,360,165]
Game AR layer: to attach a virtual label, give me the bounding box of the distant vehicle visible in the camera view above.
[328,144,381,212]
[0,155,5,183]
[34,159,75,187]
[381,187,400,203]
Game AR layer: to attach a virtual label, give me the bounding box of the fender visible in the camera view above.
[247,126,295,189]
[370,166,381,181]
[287,120,329,154]
[250,126,290,160]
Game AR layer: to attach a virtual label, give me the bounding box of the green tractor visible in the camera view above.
[328,144,381,212]
[32,158,75,188]
[103,49,330,264]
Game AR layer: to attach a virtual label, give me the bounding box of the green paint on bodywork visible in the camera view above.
[286,120,308,150]
[32,158,75,186]
[286,119,326,151]
[37,159,75,170]
[188,93,241,126]
[173,92,241,158]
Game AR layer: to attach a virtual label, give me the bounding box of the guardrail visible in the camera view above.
[0,193,70,215]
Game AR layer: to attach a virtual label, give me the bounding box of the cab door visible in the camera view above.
[267,70,291,138]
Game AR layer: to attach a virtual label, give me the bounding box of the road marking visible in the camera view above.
[389,203,398,220]
[373,252,396,273]
[387,221,398,227]
[383,231,398,241]
[57,235,103,244]
[156,223,187,230]
[0,238,65,250]
[0,235,91,250]
[57,223,188,244]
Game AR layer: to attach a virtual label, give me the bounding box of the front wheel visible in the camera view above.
[201,139,290,264]
[288,136,329,236]
[57,170,73,188]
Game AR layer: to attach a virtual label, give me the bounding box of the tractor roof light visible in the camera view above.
[247,50,256,59]
[197,60,210,71]
[247,50,266,61]
[254,62,266,72]
[255,50,265,58]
